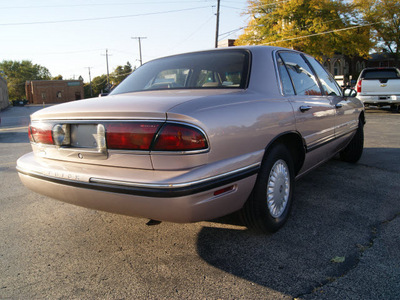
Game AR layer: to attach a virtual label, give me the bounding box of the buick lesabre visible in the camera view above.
[17,46,364,233]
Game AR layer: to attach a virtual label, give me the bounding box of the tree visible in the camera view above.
[52,75,63,80]
[235,0,372,60]
[87,74,108,98]
[354,0,400,65]
[110,62,134,87]
[0,60,51,100]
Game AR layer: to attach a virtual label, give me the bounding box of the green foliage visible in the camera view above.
[354,0,400,63]
[110,62,134,87]
[0,60,51,100]
[85,74,108,98]
[236,0,372,60]
[52,75,63,80]
[84,62,134,98]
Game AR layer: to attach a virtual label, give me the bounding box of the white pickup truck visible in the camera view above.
[356,67,400,112]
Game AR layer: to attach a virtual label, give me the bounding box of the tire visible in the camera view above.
[391,104,400,113]
[241,144,295,233]
[340,119,364,163]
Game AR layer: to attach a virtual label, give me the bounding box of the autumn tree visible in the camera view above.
[236,0,372,60]
[354,0,400,65]
[0,60,51,100]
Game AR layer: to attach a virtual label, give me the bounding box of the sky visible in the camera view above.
[0,0,249,82]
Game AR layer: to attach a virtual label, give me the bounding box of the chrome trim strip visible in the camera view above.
[89,163,261,189]
[17,162,260,198]
[305,119,358,152]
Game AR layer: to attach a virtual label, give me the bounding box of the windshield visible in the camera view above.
[110,49,250,95]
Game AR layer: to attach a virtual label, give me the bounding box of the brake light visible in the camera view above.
[105,123,161,150]
[28,125,33,142]
[153,123,208,151]
[356,79,362,93]
[29,123,54,144]
[28,121,208,152]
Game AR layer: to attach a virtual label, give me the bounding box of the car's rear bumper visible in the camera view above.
[358,95,400,105]
[17,152,259,222]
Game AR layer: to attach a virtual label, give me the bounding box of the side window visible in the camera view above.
[279,52,322,96]
[276,54,295,95]
[306,56,342,96]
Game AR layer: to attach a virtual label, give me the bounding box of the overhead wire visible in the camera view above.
[0,6,212,26]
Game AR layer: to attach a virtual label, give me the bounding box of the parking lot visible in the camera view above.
[1,106,399,299]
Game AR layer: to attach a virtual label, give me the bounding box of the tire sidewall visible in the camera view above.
[252,144,295,232]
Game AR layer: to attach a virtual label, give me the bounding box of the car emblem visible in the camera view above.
[380,84,387,87]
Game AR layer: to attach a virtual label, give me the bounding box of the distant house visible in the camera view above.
[0,75,9,110]
[25,80,84,104]
[366,52,399,68]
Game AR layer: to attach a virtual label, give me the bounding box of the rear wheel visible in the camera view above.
[340,119,364,163]
[390,104,400,113]
[241,144,295,233]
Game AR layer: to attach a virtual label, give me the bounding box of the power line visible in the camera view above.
[2,1,215,9]
[0,6,211,26]
[263,23,377,45]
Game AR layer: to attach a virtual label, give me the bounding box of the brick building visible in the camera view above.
[0,75,9,110]
[25,80,84,104]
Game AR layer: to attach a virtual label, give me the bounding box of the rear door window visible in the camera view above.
[276,54,295,95]
[305,56,342,96]
[279,52,322,96]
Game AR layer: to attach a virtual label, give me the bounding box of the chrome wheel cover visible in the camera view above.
[267,159,290,218]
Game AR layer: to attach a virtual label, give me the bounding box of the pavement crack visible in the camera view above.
[293,212,400,299]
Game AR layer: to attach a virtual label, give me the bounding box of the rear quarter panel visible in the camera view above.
[164,93,296,172]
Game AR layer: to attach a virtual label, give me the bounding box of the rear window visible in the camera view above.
[110,50,250,95]
[361,69,400,80]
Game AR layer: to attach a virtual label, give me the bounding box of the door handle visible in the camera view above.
[299,105,312,112]
[335,103,343,109]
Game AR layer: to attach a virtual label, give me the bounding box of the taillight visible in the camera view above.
[28,125,33,142]
[356,80,362,93]
[28,121,209,152]
[29,123,54,144]
[153,123,208,151]
[105,123,161,150]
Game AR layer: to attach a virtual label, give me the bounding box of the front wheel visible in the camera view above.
[340,119,364,163]
[241,144,295,233]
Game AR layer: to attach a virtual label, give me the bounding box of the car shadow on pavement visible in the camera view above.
[196,154,400,297]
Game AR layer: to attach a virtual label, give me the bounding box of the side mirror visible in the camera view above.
[343,88,357,97]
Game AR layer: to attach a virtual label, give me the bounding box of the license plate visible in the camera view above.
[70,124,99,148]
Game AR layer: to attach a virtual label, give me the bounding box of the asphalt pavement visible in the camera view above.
[0,105,399,299]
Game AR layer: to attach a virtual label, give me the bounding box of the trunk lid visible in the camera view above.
[31,89,238,121]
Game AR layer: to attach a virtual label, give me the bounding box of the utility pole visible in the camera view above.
[86,67,93,97]
[131,36,147,66]
[214,0,221,48]
[101,49,111,90]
